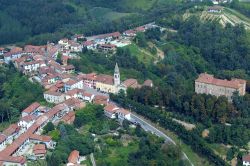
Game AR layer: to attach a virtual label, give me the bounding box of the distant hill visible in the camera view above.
[184,6,250,29]
[0,0,176,45]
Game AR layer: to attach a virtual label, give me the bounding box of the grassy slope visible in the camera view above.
[125,43,157,65]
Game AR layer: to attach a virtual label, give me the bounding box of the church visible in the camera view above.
[95,63,124,94]
[95,63,153,94]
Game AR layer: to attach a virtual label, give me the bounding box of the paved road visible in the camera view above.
[130,114,176,144]
[130,113,194,166]
[90,153,96,166]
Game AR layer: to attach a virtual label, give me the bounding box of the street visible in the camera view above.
[130,113,194,166]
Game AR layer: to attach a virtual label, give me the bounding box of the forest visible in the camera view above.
[0,0,201,45]
[0,64,43,124]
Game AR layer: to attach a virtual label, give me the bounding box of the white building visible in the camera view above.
[117,108,131,121]
[104,104,119,119]
[44,91,65,104]
[64,79,83,92]
[243,154,250,166]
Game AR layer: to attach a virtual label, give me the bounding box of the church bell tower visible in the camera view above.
[114,63,120,86]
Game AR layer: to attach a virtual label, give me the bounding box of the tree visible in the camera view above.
[43,122,55,134]
[134,32,147,48]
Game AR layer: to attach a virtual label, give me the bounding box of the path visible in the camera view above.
[90,153,96,166]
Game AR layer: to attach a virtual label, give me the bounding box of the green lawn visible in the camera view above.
[126,43,157,65]
[88,7,131,21]
[210,144,228,157]
[96,140,139,166]
[124,0,157,10]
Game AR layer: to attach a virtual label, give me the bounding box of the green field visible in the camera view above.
[96,138,139,166]
[126,43,157,65]
[88,7,132,21]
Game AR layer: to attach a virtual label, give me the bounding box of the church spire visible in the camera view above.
[114,63,120,86]
[115,62,119,73]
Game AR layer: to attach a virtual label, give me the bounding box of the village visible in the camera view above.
[0,10,250,166]
[0,23,157,166]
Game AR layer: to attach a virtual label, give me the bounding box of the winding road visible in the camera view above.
[130,113,194,166]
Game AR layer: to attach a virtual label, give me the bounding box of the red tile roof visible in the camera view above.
[196,73,246,89]
[96,74,114,85]
[0,134,6,144]
[243,154,250,162]
[93,95,109,105]
[3,124,20,136]
[22,102,40,114]
[30,134,51,142]
[143,79,153,87]
[68,150,79,164]
[62,111,75,124]
[62,98,85,110]
[104,104,119,113]
[123,79,139,88]
[20,115,36,122]
[33,144,46,151]
[0,156,26,165]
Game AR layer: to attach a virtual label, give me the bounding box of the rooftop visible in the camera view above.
[195,73,246,89]
[68,150,80,164]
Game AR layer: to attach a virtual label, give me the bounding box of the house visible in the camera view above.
[64,79,83,92]
[70,42,83,52]
[207,6,223,13]
[67,150,80,166]
[18,115,36,129]
[33,144,47,159]
[83,41,95,50]
[58,38,70,49]
[61,111,75,124]
[30,134,54,149]
[117,108,131,120]
[22,102,40,117]
[143,79,153,87]
[98,44,117,52]
[104,104,119,119]
[24,45,46,54]
[123,30,136,37]
[93,95,109,106]
[195,73,246,101]
[44,91,65,104]
[243,154,250,166]
[135,26,146,32]
[82,92,95,102]
[3,124,20,142]
[3,51,26,63]
[78,73,97,88]
[63,98,86,111]
[0,156,26,166]
[62,65,75,74]
[122,79,140,89]
[0,134,7,149]
[22,60,44,74]
[0,47,5,55]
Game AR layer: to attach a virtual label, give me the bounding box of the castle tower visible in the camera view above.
[114,63,120,86]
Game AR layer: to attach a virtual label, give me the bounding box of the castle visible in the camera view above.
[195,73,246,101]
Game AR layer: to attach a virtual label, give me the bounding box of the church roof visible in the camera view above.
[114,63,119,73]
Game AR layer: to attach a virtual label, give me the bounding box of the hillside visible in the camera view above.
[184,6,250,29]
[0,0,178,45]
